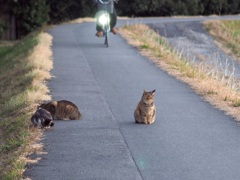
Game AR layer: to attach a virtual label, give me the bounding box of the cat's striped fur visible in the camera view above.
[134,90,156,124]
[39,100,81,120]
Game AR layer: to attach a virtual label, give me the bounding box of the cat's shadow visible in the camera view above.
[123,121,136,126]
[120,121,148,127]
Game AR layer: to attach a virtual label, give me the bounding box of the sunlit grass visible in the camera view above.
[204,20,240,59]
[0,31,52,179]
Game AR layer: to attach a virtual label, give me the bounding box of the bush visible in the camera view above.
[0,19,4,39]
[48,0,95,24]
[11,0,49,37]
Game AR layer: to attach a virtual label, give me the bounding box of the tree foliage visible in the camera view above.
[116,0,240,16]
[48,0,95,23]
[6,0,240,38]
[11,0,49,38]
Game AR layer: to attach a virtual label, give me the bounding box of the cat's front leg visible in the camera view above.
[143,120,148,124]
[134,108,142,123]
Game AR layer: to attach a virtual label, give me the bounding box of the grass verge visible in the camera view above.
[0,31,52,179]
[119,23,240,121]
[203,20,240,62]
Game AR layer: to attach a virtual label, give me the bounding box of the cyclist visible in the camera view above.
[94,0,118,37]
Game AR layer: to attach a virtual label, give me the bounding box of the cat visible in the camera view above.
[39,100,81,120]
[31,108,54,128]
[134,89,156,124]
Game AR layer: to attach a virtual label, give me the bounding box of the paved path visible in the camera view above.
[25,17,240,180]
[149,21,240,77]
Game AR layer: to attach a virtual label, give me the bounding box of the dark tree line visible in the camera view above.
[116,0,240,16]
[47,0,95,24]
[8,0,96,37]
[4,0,240,37]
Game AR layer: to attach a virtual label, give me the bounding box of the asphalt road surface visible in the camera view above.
[25,16,240,180]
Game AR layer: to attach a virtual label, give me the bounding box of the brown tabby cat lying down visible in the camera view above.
[134,90,156,124]
[39,100,81,120]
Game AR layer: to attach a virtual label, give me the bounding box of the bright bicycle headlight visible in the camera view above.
[99,13,109,25]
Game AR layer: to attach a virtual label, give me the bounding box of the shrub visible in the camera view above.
[11,0,49,37]
[0,19,4,39]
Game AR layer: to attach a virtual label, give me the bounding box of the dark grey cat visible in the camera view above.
[31,108,54,128]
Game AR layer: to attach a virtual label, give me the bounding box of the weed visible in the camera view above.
[224,96,228,101]
[233,99,240,107]
[207,90,218,95]
[140,44,149,49]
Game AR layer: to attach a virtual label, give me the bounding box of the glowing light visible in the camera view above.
[99,13,110,26]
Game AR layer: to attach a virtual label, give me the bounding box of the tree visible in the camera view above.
[222,0,240,14]
[184,0,203,15]
[11,0,49,37]
[201,0,228,15]
[48,0,95,24]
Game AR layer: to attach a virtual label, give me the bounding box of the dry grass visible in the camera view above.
[69,17,129,25]
[204,20,240,61]
[119,24,240,121]
[69,17,95,24]
[26,33,53,104]
[0,32,53,179]
[21,32,53,178]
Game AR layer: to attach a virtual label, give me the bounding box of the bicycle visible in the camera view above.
[97,0,116,47]
[98,10,110,47]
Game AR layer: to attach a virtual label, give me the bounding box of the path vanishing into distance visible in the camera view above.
[25,16,240,180]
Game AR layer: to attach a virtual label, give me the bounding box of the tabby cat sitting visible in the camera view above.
[134,89,156,124]
[39,100,81,120]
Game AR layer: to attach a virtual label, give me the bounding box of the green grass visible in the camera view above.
[222,21,240,58]
[204,20,240,59]
[140,44,149,49]
[0,32,40,179]
[233,99,240,107]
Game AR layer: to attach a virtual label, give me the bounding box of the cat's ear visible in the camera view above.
[143,89,147,93]
[151,89,156,94]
